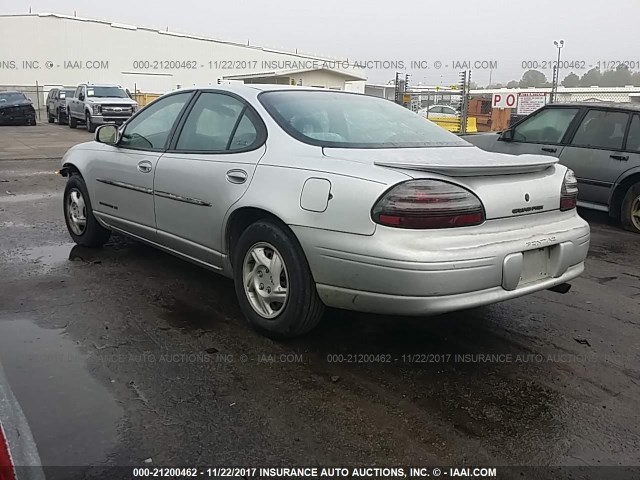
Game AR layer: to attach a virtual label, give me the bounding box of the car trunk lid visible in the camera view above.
[323,145,558,176]
[323,146,564,220]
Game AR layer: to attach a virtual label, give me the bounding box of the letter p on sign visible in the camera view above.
[492,93,517,109]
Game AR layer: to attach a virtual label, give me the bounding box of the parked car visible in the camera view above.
[59,86,589,337]
[0,91,36,126]
[67,83,138,133]
[46,87,75,124]
[418,104,460,118]
[463,102,640,233]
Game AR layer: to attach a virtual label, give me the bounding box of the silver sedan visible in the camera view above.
[60,85,590,337]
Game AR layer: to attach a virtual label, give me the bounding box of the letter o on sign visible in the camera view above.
[506,93,516,107]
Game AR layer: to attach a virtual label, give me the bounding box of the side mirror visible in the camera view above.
[95,124,120,145]
[499,129,514,142]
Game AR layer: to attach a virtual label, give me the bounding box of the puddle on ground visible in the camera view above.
[19,243,77,272]
[0,318,123,466]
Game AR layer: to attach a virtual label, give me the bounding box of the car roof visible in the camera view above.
[79,83,124,88]
[179,84,350,94]
[551,101,640,112]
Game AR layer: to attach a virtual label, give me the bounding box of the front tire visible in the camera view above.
[233,220,324,338]
[47,108,54,123]
[57,108,67,125]
[69,111,77,129]
[86,113,96,133]
[621,182,640,234]
[63,175,111,247]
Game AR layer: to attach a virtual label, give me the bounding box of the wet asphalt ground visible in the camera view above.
[0,123,639,475]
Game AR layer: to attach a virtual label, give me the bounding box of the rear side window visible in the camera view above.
[513,108,579,144]
[571,110,629,150]
[176,92,261,152]
[625,114,640,151]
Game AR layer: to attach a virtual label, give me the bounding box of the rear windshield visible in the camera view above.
[259,90,469,148]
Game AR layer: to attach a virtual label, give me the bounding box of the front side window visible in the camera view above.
[260,91,468,148]
[571,109,629,150]
[120,92,192,150]
[176,93,261,152]
[626,114,640,151]
[513,107,579,144]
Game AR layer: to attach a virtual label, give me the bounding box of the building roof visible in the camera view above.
[0,13,351,65]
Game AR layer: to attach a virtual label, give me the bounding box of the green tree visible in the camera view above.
[579,68,602,87]
[600,64,632,87]
[561,72,580,87]
[506,80,520,88]
[519,69,549,88]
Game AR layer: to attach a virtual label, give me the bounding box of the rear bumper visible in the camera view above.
[316,263,584,315]
[292,210,590,315]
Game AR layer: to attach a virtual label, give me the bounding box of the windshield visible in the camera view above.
[259,90,469,148]
[0,92,28,104]
[86,86,128,98]
[60,89,75,99]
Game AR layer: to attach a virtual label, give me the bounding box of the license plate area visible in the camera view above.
[519,247,550,286]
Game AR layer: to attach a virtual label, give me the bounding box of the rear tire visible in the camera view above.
[63,175,111,247]
[233,220,324,338]
[621,182,640,234]
[69,111,77,128]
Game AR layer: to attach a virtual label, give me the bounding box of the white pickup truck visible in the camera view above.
[66,83,138,132]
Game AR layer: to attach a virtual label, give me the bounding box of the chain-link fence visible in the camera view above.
[386,71,640,134]
[464,86,640,133]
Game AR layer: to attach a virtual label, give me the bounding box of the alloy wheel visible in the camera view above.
[242,242,289,319]
[66,188,87,235]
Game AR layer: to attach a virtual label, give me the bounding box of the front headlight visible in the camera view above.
[92,104,101,115]
[131,104,138,113]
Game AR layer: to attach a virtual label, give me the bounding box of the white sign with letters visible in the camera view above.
[516,92,547,115]
[492,92,517,109]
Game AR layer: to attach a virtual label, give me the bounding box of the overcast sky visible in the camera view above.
[1,0,637,85]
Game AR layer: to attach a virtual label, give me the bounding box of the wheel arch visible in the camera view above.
[224,206,301,268]
[610,171,640,219]
[59,162,84,178]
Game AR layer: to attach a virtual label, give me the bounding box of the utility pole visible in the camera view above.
[551,39,564,103]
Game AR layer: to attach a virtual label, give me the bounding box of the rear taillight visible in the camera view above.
[0,423,16,480]
[560,169,578,211]
[372,180,485,229]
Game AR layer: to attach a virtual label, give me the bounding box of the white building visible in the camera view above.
[0,13,366,97]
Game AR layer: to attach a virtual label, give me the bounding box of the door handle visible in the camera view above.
[541,147,557,153]
[137,160,153,173]
[610,154,629,161]
[226,169,247,184]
